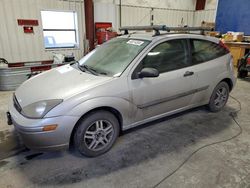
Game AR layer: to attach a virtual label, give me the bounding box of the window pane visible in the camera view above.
[141,39,189,73]
[44,31,76,48]
[191,39,227,64]
[41,11,76,29]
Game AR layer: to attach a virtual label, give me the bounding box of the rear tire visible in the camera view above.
[74,110,120,157]
[208,81,229,112]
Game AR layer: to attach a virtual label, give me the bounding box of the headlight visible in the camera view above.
[21,99,63,119]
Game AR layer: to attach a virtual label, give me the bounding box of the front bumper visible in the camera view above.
[8,99,79,151]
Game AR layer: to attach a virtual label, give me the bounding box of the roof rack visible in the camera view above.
[166,26,213,35]
[119,25,213,36]
[120,25,169,36]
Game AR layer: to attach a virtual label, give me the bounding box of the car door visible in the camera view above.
[188,38,231,105]
[128,39,197,123]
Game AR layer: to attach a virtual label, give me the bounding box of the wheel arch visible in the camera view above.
[69,106,123,148]
[220,78,233,92]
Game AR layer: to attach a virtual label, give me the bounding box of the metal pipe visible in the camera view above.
[168,26,212,31]
[120,25,212,32]
[84,0,95,51]
[119,0,122,28]
[120,25,168,31]
[119,25,213,36]
[150,8,154,26]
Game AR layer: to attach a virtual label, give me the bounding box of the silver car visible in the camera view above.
[8,30,236,157]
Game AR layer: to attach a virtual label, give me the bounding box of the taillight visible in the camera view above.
[219,41,230,53]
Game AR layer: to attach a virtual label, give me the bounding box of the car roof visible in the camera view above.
[119,32,219,44]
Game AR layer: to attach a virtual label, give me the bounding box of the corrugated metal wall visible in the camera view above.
[0,0,85,63]
[193,9,216,26]
[94,3,117,28]
[121,6,151,26]
[120,5,216,28]
[154,9,194,27]
[120,0,196,10]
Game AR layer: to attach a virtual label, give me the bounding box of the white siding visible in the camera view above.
[0,0,85,63]
[119,6,194,28]
[192,0,218,27]
[205,0,218,10]
[193,9,216,27]
[121,6,151,27]
[116,0,196,10]
[154,9,194,27]
[94,0,197,29]
[94,3,118,29]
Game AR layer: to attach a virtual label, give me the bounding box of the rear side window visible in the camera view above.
[139,39,189,74]
[191,39,228,65]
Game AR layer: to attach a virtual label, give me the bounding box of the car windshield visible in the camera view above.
[78,38,150,76]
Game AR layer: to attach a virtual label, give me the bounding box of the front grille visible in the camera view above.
[13,94,22,112]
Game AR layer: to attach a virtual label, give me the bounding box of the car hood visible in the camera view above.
[15,65,113,107]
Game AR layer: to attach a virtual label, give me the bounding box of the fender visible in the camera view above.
[66,96,136,127]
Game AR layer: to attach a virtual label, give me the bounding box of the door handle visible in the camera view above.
[183,71,194,77]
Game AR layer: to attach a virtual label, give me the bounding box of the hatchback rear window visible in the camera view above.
[191,39,228,65]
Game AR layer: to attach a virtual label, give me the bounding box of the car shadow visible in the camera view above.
[14,105,237,186]
[0,128,25,160]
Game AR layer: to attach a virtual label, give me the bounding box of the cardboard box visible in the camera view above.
[236,34,243,42]
[224,34,234,42]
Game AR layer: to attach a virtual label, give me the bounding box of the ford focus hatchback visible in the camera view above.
[8,26,236,157]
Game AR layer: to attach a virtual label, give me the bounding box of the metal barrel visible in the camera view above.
[0,64,62,91]
[0,67,31,91]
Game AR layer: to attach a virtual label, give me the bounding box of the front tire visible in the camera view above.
[74,110,120,157]
[208,81,229,112]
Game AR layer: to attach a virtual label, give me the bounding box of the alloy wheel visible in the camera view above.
[84,120,114,151]
[214,86,228,108]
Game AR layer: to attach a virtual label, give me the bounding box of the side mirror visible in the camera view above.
[138,68,159,78]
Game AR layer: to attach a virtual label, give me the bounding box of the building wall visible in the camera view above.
[193,9,216,26]
[0,0,219,64]
[205,0,218,10]
[94,0,196,30]
[193,0,218,27]
[119,7,194,27]
[94,3,117,28]
[94,0,196,10]
[94,0,218,30]
[116,0,196,10]
[0,0,85,63]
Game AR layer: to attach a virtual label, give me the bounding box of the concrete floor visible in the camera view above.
[0,79,249,188]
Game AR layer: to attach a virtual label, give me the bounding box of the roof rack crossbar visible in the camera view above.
[119,25,169,36]
[167,26,213,34]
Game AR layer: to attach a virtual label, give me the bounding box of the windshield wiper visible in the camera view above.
[81,64,99,76]
[76,61,86,72]
[76,62,107,76]
[98,72,108,75]
[75,61,98,75]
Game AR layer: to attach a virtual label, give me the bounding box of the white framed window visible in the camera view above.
[41,10,78,49]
